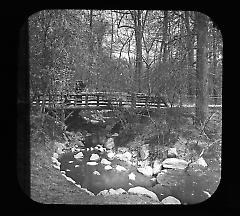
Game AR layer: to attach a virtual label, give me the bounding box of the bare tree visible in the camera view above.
[195,12,209,125]
[184,11,195,102]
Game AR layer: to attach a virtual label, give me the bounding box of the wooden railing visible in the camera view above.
[32,92,169,110]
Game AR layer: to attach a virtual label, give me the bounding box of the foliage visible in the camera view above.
[29,10,222,107]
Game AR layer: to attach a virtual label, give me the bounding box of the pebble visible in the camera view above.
[128,172,136,181]
[93,170,101,175]
[116,165,127,172]
[104,165,113,170]
[53,153,58,159]
[101,158,111,165]
[90,153,100,161]
[107,151,115,160]
[52,164,60,170]
[97,189,109,196]
[153,159,162,175]
[167,147,178,158]
[105,138,115,149]
[74,152,84,159]
[137,166,153,177]
[87,161,98,166]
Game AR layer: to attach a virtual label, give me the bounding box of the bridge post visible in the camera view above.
[85,95,88,107]
[145,95,149,108]
[131,93,136,108]
[96,95,99,107]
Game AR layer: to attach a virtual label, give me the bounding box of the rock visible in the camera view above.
[107,151,115,160]
[107,188,127,195]
[97,189,109,196]
[116,165,127,172]
[53,164,60,170]
[116,152,132,162]
[104,165,113,170]
[192,157,208,167]
[112,133,119,137]
[139,144,150,160]
[101,158,111,165]
[80,188,95,196]
[161,196,181,204]
[56,147,64,155]
[203,191,211,198]
[105,138,115,149]
[167,147,178,158]
[53,152,59,159]
[73,140,84,147]
[95,145,105,153]
[153,159,162,175]
[74,164,80,168]
[115,188,127,195]
[162,158,189,170]
[74,152,84,159]
[108,188,119,195]
[51,157,59,164]
[129,172,136,181]
[137,160,150,167]
[86,161,98,165]
[68,160,74,163]
[117,147,129,153]
[128,186,160,202]
[137,166,153,177]
[90,153,100,161]
[62,174,76,184]
[93,170,101,175]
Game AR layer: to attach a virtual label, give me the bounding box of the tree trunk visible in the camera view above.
[212,29,218,104]
[185,11,195,102]
[88,10,94,86]
[195,12,209,125]
[161,11,169,64]
[132,10,143,93]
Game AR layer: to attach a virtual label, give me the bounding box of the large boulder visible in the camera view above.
[161,196,181,204]
[162,158,189,170]
[128,186,160,202]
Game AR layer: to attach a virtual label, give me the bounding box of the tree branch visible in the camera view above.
[117,25,135,29]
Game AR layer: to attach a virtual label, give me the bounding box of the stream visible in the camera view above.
[55,109,221,204]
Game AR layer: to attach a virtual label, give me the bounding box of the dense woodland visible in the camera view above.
[29,10,222,124]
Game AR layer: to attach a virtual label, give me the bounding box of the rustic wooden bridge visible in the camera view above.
[32,92,169,111]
